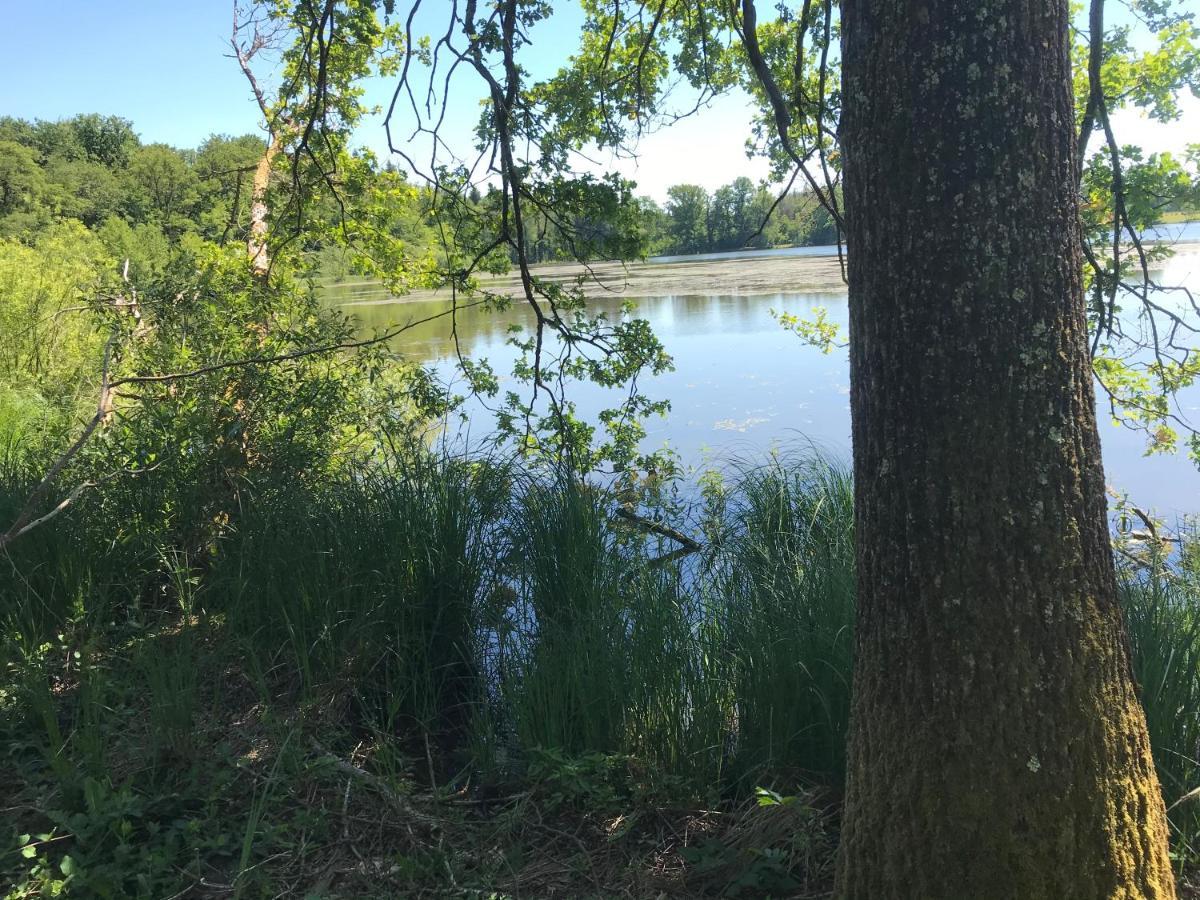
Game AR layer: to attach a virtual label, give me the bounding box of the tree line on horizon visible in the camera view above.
[0,113,443,284]
[0,112,843,274]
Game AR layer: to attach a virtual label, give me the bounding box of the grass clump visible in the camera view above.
[1119,531,1200,863]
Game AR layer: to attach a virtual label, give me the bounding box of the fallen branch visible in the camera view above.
[614,506,702,552]
[1167,784,1200,812]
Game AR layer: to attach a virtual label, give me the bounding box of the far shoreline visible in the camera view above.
[325,224,1200,307]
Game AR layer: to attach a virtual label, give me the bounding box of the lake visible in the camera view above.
[334,230,1200,518]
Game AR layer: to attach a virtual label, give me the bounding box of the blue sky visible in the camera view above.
[2,2,1194,203]
[2,3,264,145]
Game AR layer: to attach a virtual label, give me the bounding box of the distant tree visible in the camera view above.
[26,119,87,163]
[68,114,139,168]
[633,195,669,254]
[126,144,199,235]
[664,183,709,254]
[707,181,737,250]
[0,117,36,149]
[194,133,266,244]
[708,176,771,250]
[43,157,125,228]
[0,141,47,221]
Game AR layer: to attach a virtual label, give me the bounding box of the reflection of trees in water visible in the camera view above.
[343,290,850,365]
[333,282,1200,516]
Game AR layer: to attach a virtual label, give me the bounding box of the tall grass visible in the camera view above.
[1122,564,1200,859]
[4,446,1200,863]
[496,477,725,779]
[206,455,510,753]
[703,456,855,787]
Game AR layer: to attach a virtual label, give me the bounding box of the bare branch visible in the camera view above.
[0,333,116,552]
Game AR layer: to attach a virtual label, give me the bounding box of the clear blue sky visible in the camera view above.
[0,2,589,147]
[0,2,766,200]
[2,2,1193,203]
[2,2,265,146]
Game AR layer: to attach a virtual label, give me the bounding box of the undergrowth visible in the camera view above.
[1,451,1198,897]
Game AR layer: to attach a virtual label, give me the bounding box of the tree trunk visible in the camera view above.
[835,1,1175,897]
[247,135,281,277]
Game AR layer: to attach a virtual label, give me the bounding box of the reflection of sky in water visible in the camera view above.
[346,245,1200,518]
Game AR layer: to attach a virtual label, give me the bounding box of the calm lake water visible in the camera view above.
[342,230,1200,518]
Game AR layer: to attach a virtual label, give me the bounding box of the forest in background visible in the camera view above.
[0,112,839,281]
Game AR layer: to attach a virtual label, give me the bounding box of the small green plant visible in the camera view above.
[138,631,200,764]
[680,787,829,897]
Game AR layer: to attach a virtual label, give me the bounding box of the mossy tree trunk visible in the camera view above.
[835,1,1176,897]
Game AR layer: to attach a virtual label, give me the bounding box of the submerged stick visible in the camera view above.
[613,506,702,552]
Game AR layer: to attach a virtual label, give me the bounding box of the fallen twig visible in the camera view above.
[309,739,440,826]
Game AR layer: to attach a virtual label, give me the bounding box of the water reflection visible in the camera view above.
[340,248,1200,517]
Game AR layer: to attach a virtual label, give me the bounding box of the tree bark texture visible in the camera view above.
[836,1,1175,897]
[247,136,281,277]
